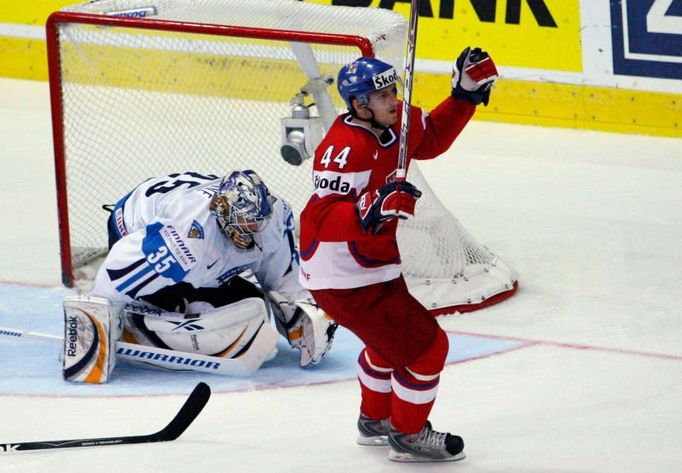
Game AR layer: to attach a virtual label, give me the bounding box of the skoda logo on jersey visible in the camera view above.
[372,68,399,90]
[314,175,351,194]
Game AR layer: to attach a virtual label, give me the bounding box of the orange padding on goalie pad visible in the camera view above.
[121,328,140,344]
[214,327,248,358]
[84,313,107,384]
[287,327,304,341]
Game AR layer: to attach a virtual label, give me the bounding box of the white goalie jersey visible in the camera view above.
[90,172,304,304]
[62,172,336,383]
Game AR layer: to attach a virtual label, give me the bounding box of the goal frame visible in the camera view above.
[46,4,518,316]
[46,11,375,287]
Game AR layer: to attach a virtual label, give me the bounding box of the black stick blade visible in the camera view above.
[0,382,211,453]
[155,381,211,441]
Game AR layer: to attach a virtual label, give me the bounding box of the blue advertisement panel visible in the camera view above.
[610,0,682,80]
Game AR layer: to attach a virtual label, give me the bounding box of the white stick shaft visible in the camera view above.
[397,0,420,180]
[0,326,61,342]
[0,324,277,377]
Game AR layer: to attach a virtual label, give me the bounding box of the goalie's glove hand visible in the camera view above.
[356,181,422,234]
[269,292,338,367]
[451,46,498,106]
[289,300,338,367]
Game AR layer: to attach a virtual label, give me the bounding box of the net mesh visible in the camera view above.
[51,0,517,313]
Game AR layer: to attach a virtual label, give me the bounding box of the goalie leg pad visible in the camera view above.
[117,323,279,375]
[62,295,122,384]
[123,297,277,360]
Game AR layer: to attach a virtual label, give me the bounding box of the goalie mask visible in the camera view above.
[210,170,273,249]
[337,57,402,111]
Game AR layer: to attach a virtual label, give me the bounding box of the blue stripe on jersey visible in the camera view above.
[106,257,146,281]
[126,272,161,299]
[299,238,319,259]
[282,207,299,272]
[348,241,400,267]
[115,263,155,292]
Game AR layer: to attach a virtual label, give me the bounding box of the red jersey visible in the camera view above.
[299,96,475,290]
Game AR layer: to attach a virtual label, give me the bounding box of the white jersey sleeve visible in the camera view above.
[251,197,308,302]
[91,221,201,303]
[91,172,224,304]
[91,173,309,306]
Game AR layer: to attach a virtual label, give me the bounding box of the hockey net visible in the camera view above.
[47,0,518,315]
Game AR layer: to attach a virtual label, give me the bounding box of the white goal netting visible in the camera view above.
[48,0,518,314]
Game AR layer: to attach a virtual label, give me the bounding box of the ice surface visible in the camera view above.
[1,78,681,472]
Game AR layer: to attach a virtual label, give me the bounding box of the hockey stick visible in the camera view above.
[0,323,277,376]
[0,381,210,453]
[396,0,420,181]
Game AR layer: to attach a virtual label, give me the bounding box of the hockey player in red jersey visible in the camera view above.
[299,48,498,462]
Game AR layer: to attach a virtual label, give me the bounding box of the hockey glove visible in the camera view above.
[357,181,422,234]
[269,291,338,367]
[451,46,498,106]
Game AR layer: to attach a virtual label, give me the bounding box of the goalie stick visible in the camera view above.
[0,324,276,376]
[0,381,210,453]
[396,0,420,181]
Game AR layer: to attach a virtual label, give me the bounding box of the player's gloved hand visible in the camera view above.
[451,46,498,106]
[356,181,422,233]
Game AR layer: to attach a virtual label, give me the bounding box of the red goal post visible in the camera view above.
[46,0,518,315]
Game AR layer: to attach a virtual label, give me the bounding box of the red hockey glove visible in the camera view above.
[356,181,422,233]
[451,46,498,106]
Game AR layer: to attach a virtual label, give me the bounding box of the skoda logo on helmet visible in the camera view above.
[372,68,398,90]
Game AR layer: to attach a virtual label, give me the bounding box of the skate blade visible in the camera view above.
[356,435,389,447]
[388,449,466,462]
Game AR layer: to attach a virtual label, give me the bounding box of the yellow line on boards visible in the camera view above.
[1,36,680,139]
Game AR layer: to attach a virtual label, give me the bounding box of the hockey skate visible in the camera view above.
[356,414,389,446]
[387,421,465,463]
